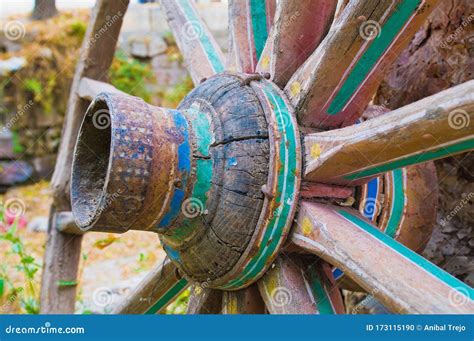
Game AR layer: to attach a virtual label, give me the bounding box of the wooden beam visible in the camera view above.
[285,0,440,129]
[162,0,225,85]
[41,0,129,314]
[222,285,266,314]
[291,201,474,313]
[112,259,189,314]
[186,286,222,314]
[227,0,275,73]
[50,0,129,209]
[304,80,474,185]
[256,0,336,87]
[77,77,127,101]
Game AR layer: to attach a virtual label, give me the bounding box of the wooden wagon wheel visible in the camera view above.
[40,0,474,314]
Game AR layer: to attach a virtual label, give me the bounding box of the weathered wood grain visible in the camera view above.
[256,0,336,87]
[112,259,189,314]
[222,284,266,314]
[186,286,222,314]
[39,207,83,313]
[291,201,474,313]
[40,0,129,314]
[77,77,127,101]
[162,0,225,85]
[304,80,474,185]
[257,255,344,314]
[285,0,440,129]
[227,0,276,73]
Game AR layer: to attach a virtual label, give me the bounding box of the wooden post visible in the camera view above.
[304,80,474,185]
[40,0,129,314]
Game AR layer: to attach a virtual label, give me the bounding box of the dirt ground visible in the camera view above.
[0,181,167,314]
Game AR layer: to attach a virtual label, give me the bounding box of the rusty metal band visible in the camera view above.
[215,79,301,290]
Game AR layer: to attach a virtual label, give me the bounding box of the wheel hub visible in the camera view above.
[71,72,300,289]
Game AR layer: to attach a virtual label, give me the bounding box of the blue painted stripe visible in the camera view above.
[157,110,191,228]
[363,178,379,221]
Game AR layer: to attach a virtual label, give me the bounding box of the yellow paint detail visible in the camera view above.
[310,143,322,159]
[290,81,301,97]
[261,55,270,69]
[301,217,313,236]
[194,286,202,295]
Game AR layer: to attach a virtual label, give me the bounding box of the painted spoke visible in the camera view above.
[291,201,474,313]
[285,0,440,128]
[227,0,276,73]
[222,285,266,314]
[186,286,222,314]
[112,259,189,314]
[257,255,344,314]
[162,0,225,85]
[256,0,336,87]
[304,80,474,185]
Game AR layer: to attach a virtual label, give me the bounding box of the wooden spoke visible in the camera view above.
[186,286,222,314]
[304,80,474,185]
[222,285,266,314]
[162,0,225,85]
[285,0,440,129]
[112,259,189,314]
[291,201,474,314]
[227,0,276,73]
[256,0,336,87]
[257,255,344,314]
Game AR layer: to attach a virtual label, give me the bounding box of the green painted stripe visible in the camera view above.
[345,138,474,180]
[307,268,335,314]
[338,209,474,300]
[179,0,224,73]
[250,0,269,61]
[221,84,298,289]
[327,0,421,115]
[384,169,405,237]
[145,278,189,314]
[170,109,213,241]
